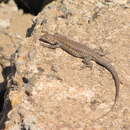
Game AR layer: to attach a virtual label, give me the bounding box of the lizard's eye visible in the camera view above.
[54,42,58,45]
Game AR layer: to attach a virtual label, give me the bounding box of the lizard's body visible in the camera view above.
[39,32,120,116]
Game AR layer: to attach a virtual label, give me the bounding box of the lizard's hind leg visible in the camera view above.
[81,56,93,69]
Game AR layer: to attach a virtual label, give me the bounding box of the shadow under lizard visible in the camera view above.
[39,32,120,119]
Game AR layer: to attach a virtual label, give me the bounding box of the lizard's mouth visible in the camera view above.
[39,38,58,46]
[39,38,50,44]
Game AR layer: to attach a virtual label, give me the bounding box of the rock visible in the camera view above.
[0,19,10,29]
[1,0,130,129]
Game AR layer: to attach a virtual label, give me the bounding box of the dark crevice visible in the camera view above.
[13,0,54,16]
[0,0,54,15]
[22,77,29,84]
[0,0,9,3]
[19,113,31,130]
[0,59,16,129]
[0,82,7,112]
[2,64,16,80]
[26,22,36,37]
[0,97,12,129]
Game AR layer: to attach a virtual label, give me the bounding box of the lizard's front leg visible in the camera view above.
[81,56,93,69]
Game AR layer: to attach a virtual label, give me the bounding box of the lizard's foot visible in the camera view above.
[80,64,93,70]
[81,56,93,70]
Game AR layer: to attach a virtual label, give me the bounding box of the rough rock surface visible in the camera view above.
[0,0,130,130]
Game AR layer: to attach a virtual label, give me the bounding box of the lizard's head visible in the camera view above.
[39,32,58,45]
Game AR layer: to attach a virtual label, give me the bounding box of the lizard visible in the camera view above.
[39,32,120,118]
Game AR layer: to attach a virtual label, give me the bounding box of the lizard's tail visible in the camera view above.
[94,57,120,120]
[105,63,119,104]
[95,57,119,104]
